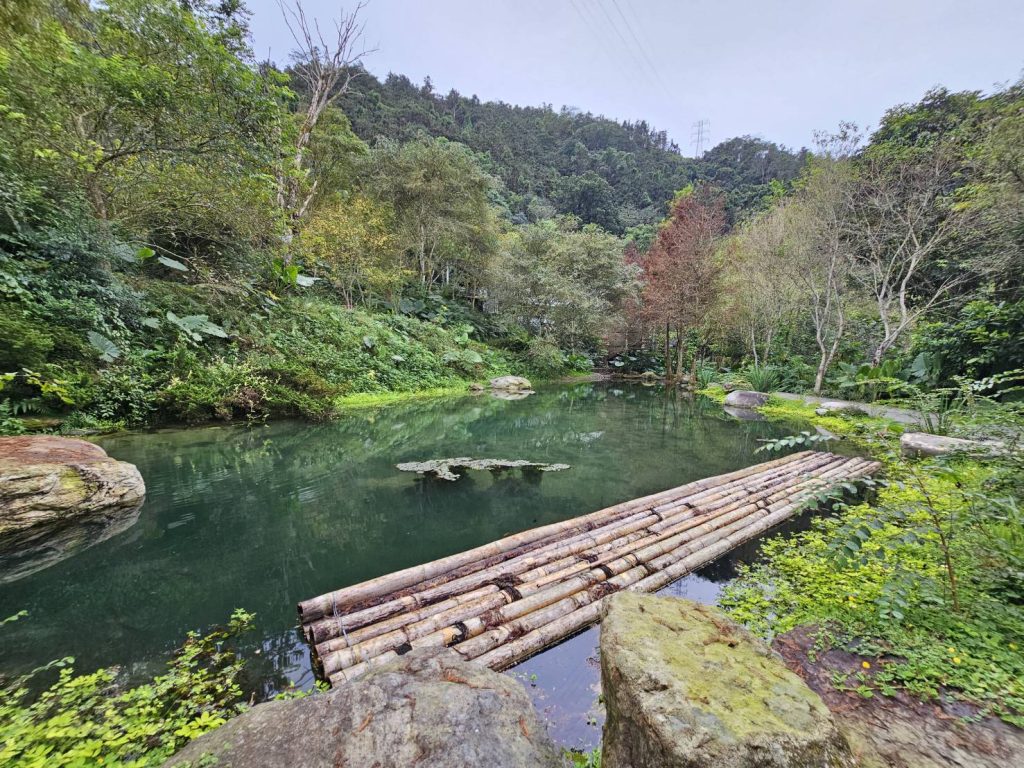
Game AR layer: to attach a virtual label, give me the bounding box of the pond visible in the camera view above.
[0,382,804,750]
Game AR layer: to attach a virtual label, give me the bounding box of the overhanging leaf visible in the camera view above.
[87,331,121,363]
[157,255,188,271]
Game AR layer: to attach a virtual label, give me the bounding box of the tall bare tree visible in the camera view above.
[786,152,858,394]
[845,142,979,365]
[277,1,370,237]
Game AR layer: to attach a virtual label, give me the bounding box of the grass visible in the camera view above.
[333,386,471,410]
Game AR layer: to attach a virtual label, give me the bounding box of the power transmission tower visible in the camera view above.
[691,119,710,158]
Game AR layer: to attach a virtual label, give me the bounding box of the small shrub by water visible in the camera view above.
[0,610,256,767]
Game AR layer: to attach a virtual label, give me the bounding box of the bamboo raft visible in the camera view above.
[298,450,881,686]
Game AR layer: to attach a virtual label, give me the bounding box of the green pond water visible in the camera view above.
[0,382,805,748]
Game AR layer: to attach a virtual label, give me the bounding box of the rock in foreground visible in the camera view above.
[166,649,563,768]
[723,389,769,408]
[0,436,145,581]
[600,593,849,768]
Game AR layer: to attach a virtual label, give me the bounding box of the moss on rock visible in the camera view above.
[600,592,851,768]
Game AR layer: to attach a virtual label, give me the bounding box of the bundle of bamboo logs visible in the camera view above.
[298,450,881,686]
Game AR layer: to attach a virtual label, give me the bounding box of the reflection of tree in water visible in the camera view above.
[0,383,800,699]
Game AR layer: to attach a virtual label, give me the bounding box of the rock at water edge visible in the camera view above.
[0,436,145,582]
[166,649,563,768]
[489,375,534,391]
[723,390,770,408]
[600,592,849,768]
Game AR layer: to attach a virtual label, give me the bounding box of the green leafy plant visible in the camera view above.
[755,430,835,453]
[87,331,121,363]
[166,312,229,343]
[0,609,256,767]
[743,364,782,393]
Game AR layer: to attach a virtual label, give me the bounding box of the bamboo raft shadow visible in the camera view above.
[298,450,882,686]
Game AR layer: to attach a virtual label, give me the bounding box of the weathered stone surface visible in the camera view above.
[396,457,570,481]
[601,593,849,768]
[723,390,770,408]
[816,401,869,417]
[166,649,563,768]
[489,375,534,391]
[900,431,1002,458]
[0,436,146,583]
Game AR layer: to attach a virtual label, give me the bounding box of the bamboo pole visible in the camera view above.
[305,452,829,643]
[319,458,874,675]
[310,452,836,647]
[325,458,880,684]
[469,460,881,672]
[315,454,830,655]
[298,451,815,621]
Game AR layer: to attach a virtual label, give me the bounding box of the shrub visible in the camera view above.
[743,364,782,393]
[0,609,256,766]
[525,337,567,377]
[0,305,53,371]
[161,356,271,423]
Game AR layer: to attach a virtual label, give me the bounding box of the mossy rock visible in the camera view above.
[600,593,851,768]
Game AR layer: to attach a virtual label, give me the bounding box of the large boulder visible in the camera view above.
[166,649,563,768]
[814,401,869,417]
[489,375,534,392]
[600,593,849,768]
[900,431,1002,458]
[723,390,769,408]
[0,436,145,581]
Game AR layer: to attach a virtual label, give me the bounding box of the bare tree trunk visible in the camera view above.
[664,322,671,379]
[675,324,685,379]
[276,1,369,259]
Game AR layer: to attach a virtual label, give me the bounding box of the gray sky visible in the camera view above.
[247,0,1024,152]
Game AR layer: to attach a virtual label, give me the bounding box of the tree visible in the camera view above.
[725,211,801,366]
[489,220,635,352]
[552,171,621,233]
[845,141,981,365]
[640,189,725,378]
[363,137,497,289]
[0,0,283,249]
[786,153,857,394]
[276,0,370,235]
[297,194,404,307]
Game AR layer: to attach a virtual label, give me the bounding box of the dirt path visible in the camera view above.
[773,626,1024,767]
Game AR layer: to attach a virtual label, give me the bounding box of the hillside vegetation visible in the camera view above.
[1,0,1022,425]
[0,0,806,434]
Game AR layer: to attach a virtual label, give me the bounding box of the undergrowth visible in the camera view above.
[0,609,256,767]
[718,393,1024,726]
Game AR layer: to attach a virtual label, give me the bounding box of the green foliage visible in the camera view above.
[722,396,1024,726]
[743,364,782,393]
[0,305,53,371]
[490,220,635,352]
[911,299,1024,386]
[566,747,602,767]
[0,609,256,767]
[754,430,835,454]
[339,73,807,230]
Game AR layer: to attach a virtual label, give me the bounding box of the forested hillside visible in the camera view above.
[1,0,1022,437]
[337,72,807,232]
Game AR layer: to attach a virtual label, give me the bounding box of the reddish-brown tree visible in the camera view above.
[640,190,726,378]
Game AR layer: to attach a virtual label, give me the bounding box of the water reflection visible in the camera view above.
[0,383,798,721]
